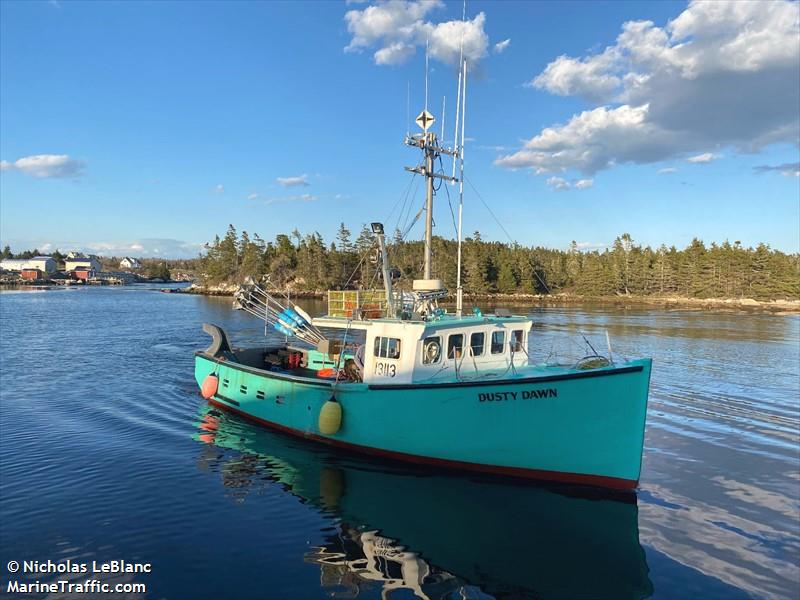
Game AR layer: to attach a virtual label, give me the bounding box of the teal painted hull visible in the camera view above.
[195,352,651,489]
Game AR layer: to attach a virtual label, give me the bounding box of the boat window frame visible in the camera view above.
[511,329,525,353]
[373,336,402,360]
[490,330,506,354]
[469,331,485,357]
[421,335,442,365]
[447,333,464,361]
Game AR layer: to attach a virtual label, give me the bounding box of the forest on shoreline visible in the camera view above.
[5,225,797,301]
[195,224,799,302]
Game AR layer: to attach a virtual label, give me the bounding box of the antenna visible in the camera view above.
[424,38,429,113]
[456,59,467,317]
[452,0,466,180]
[454,0,468,316]
[441,96,446,141]
[452,66,462,179]
[406,81,410,137]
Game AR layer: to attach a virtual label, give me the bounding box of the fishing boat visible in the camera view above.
[194,56,652,491]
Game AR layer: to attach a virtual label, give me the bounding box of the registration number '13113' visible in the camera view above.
[374,361,397,377]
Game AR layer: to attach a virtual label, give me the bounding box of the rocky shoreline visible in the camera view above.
[178,284,800,314]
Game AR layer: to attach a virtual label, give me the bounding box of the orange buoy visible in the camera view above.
[317,368,337,379]
[201,374,219,399]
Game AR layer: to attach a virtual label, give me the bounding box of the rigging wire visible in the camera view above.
[400,178,424,238]
[464,175,552,294]
[386,172,417,226]
[441,169,458,237]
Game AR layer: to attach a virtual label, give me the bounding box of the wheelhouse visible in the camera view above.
[313,314,532,385]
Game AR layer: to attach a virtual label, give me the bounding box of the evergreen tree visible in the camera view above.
[239,231,265,280]
[191,225,800,302]
[336,223,352,252]
[496,261,518,293]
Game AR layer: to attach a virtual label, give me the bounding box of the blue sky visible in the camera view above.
[1,0,798,258]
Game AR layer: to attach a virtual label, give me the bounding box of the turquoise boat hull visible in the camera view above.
[195,350,651,490]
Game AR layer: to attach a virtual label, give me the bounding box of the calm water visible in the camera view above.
[1,286,798,599]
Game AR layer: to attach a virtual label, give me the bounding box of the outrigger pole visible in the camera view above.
[454,0,467,318]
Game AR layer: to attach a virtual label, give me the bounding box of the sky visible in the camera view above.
[0,0,798,258]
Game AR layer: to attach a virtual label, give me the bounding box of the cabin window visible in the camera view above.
[422,336,441,364]
[470,332,485,357]
[374,336,402,359]
[447,334,464,360]
[511,330,525,352]
[491,331,505,354]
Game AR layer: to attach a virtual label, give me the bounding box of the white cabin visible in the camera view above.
[314,314,531,385]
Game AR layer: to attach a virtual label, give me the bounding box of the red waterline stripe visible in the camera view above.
[208,397,638,491]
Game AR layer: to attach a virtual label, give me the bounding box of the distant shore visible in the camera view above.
[179,283,800,314]
[0,278,181,287]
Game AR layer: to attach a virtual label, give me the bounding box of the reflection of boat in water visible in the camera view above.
[195,406,653,599]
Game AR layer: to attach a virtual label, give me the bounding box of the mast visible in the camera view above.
[423,131,435,279]
[404,119,457,283]
[402,36,464,314]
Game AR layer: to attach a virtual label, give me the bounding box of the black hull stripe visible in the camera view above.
[213,392,240,406]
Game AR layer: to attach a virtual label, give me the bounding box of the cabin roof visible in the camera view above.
[313,313,531,332]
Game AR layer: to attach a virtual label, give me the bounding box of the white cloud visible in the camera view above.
[546,176,570,191]
[247,193,260,200]
[0,154,85,178]
[500,0,799,176]
[754,162,800,177]
[530,48,621,102]
[83,239,202,258]
[374,41,417,65]
[546,176,594,191]
[344,1,490,67]
[687,152,719,163]
[276,174,309,187]
[494,38,511,54]
[575,241,607,250]
[213,184,225,194]
[658,167,678,174]
[498,104,663,174]
[5,238,202,259]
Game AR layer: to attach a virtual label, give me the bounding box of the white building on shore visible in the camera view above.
[120,257,142,270]
[65,256,102,273]
[0,256,57,274]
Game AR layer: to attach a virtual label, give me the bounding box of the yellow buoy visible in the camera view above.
[318,399,342,435]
